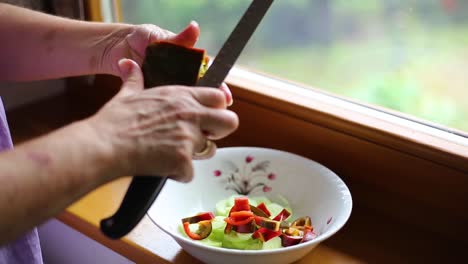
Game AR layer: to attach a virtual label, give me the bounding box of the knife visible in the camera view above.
[100,0,274,239]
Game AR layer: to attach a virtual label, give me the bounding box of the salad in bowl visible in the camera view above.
[148,147,352,264]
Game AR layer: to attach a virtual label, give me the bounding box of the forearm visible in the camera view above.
[0,120,114,245]
[0,3,130,81]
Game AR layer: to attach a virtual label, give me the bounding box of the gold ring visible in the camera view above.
[193,139,214,158]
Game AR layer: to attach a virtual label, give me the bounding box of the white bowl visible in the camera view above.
[148,147,352,264]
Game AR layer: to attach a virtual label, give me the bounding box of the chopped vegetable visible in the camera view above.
[252,227,282,242]
[259,219,280,231]
[183,220,212,240]
[179,195,316,250]
[256,202,271,217]
[181,212,215,224]
[250,204,270,217]
[272,208,291,221]
[291,216,312,230]
[232,197,250,212]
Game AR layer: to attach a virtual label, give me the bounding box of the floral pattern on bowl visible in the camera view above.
[213,155,277,195]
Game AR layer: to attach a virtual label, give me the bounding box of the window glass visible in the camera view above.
[121,0,468,132]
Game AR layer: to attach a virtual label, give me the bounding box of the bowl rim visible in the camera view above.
[148,146,353,254]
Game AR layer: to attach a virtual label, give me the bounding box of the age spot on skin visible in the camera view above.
[27,152,51,167]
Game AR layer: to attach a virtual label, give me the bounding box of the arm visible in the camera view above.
[0,3,128,81]
[0,3,200,81]
[0,59,238,245]
[0,121,113,244]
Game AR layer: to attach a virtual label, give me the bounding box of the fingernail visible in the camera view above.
[118,58,132,76]
[190,20,199,28]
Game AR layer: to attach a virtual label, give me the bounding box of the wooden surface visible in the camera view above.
[6,92,467,263]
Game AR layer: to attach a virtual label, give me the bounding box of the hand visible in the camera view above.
[100,21,233,105]
[88,59,238,182]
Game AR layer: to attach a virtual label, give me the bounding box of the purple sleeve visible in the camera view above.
[0,97,43,264]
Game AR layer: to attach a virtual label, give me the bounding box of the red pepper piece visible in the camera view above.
[252,227,282,242]
[235,221,257,233]
[181,212,215,224]
[225,216,254,226]
[250,204,269,217]
[233,197,251,212]
[230,210,254,220]
[183,220,212,240]
[254,215,265,225]
[224,223,233,234]
[272,208,291,221]
[256,202,271,217]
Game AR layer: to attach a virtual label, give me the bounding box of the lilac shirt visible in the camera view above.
[0,98,43,264]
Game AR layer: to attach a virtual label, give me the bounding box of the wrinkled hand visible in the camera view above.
[88,59,238,182]
[104,22,199,74]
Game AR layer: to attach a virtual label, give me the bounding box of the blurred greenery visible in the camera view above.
[121,0,468,132]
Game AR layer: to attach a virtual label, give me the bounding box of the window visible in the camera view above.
[119,0,468,134]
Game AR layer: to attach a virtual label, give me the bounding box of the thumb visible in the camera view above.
[118,58,144,95]
[169,21,200,47]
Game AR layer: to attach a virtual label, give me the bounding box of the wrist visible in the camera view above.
[71,119,122,183]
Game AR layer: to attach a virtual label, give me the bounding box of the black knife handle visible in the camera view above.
[100,176,167,239]
[99,42,205,239]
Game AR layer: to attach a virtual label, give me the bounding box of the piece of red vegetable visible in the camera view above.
[183,220,212,240]
[235,221,257,233]
[230,210,254,219]
[280,233,303,247]
[250,205,269,217]
[233,197,251,212]
[254,215,265,225]
[256,202,271,217]
[252,227,282,242]
[272,208,291,221]
[224,223,233,234]
[259,219,280,231]
[225,216,254,226]
[181,212,215,224]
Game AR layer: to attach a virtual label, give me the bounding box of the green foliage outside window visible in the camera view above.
[121,0,468,132]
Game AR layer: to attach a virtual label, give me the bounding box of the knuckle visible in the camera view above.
[209,89,226,105]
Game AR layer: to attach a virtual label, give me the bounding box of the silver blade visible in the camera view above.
[197,0,274,87]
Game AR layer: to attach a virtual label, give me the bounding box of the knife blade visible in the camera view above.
[99,0,274,239]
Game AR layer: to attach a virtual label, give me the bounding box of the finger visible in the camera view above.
[168,21,200,47]
[219,83,233,106]
[199,109,239,140]
[189,87,228,108]
[169,161,194,183]
[118,59,144,95]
